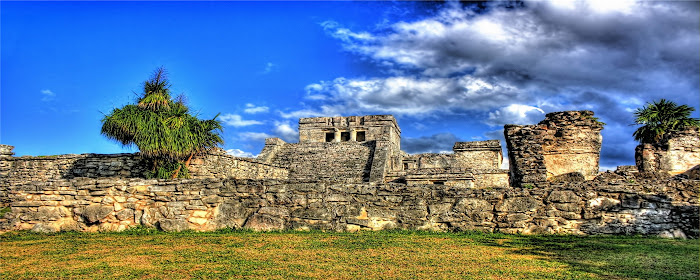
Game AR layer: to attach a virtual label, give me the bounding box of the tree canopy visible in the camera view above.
[101,67,223,178]
[633,99,699,144]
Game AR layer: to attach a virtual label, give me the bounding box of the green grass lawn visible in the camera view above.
[1,229,697,279]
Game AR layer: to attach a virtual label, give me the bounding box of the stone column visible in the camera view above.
[350,129,357,142]
[333,128,341,142]
[0,145,14,158]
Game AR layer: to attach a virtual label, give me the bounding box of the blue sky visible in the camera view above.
[2,1,698,170]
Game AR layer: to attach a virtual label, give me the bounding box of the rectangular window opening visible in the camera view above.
[341,132,350,141]
[356,131,366,142]
[325,132,334,142]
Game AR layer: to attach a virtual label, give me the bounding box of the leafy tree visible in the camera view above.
[633,99,699,144]
[101,67,223,178]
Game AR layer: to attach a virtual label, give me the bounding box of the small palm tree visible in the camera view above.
[633,99,699,144]
[101,67,223,178]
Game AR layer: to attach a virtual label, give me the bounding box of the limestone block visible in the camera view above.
[81,204,114,224]
[215,201,251,228]
[244,213,286,231]
[496,197,540,213]
[115,209,134,221]
[291,207,332,221]
[547,190,581,203]
[31,223,60,233]
[159,219,189,232]
[587,197,620,212]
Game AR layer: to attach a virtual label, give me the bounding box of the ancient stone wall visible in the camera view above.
[265,142,375,182]
[1,152,150,180]
[453,140,503,169]
[505,111,603,187]
[0,145,286,183]
[1,174,696,238]
[188,151,288,180]
[403,140,503,170]
[635,128,700,175]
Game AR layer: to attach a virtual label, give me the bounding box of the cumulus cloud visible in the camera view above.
[291,0,698,167]
[239,132,271,142]
[485,104,545,127]
[261,62,277,74]
[220,114,263,127]
[283,75,523,118]
[40,89,55,102]
[327,1,698,95]
[244,103,269,114]
[226,148,256,158]
[402,133,463,154]
[303,1,698,112]
[273,122,298,142]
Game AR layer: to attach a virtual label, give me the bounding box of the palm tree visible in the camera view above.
[633,99,699,144]
[101,67,223,178]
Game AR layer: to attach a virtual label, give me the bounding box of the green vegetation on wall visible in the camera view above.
[633,99,699,144]
[101,68,223,179]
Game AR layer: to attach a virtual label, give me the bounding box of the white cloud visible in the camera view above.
[316,1,698,107]
[321,21,376,44]
[226,148,256,158]
[239,132,272,141]
[402,133,462,154]
[261,62,277,74]
[220,114,263,127]
[244,103,269,114]
[279,107,341,119]
[485,104,545,127]
[290,1,698,167]
[273,121,298,142]
[284,75,523,118]
[40,89,55,102]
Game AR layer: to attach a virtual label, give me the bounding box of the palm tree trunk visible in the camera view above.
[184,153,194,167]
[171,153,194,179]
[171,163,182,179]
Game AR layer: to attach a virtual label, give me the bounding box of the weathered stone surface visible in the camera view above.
[497,197,540,213]
[505,111,603,185]
[244,213,286,231]
[159,219,189,232]
[636,128,699,175]
[0,111,698,238]
[31,223,60,233]
[0,176,697,237]
[548,190,581,203]
[115,209,134,221]
[81,204,114,223]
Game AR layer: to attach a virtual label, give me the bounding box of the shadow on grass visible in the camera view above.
[491,234,699,280]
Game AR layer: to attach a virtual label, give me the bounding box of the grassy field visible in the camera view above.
[1,229,697,279]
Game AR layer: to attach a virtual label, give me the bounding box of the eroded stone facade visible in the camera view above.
[635,128,700,175]
[1,111,698,237]
[505,111,603,187]
[1,173,696,238]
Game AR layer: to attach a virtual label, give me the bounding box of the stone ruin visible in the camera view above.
[505,111,604,187]
[0,111,697,237]
[256,114,508,187]
[635,127,700,178]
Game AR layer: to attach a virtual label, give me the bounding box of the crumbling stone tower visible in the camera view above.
[635,128,700,175]
[505,111,603,187]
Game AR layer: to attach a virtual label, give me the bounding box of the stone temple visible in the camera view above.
[251,111,618,188]
[0,111,698,236]
[255,114,510,188]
